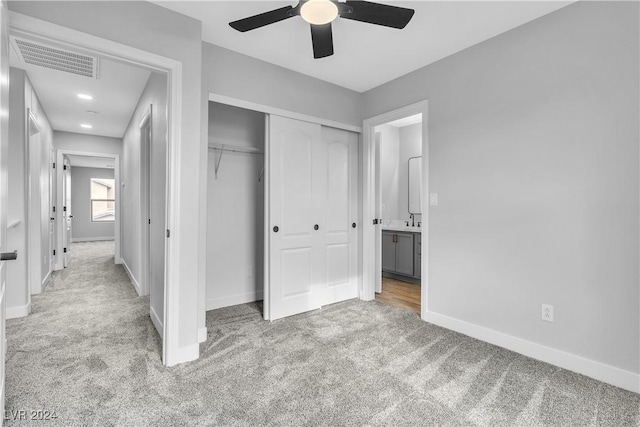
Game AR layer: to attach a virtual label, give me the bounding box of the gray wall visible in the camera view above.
[398,123,422,222]
[70,167,114,241]
[363,1,639,374]
[377,125,400,221]
[53,131,122,158]
[201,43,362,127]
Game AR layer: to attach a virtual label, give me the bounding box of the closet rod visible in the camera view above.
[208,143,264,155]
[209,143,264,180]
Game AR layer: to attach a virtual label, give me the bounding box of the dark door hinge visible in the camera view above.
[53,206,56,213]
[373,219,379,225]
[63,165,67,170]
[52,162,56,169]
[53,250,56,256]
[148,219,151,225]
[63,248,67,253]
[63,206,67,212]
[166,229,170,238]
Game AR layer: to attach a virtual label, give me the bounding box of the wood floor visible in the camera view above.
[375,277,421,315]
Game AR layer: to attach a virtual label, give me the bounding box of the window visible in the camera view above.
[90,178,115,222]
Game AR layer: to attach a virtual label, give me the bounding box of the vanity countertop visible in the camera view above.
[382,226,422,233]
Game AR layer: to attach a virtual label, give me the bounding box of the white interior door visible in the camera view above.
[267,115,324,320]
[320,126,358,305]
[62,158,72,267]
[0,0,10,418]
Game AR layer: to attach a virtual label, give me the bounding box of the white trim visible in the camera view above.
[205,291,264,312]
[71,237,114,243]
[361,100,429,322]
[209,93,362,134]
[150,305,163,339]
[6,303,31,320]
[139,106,152,297]
[426,311,640,394]
[121,258,142,297]
[10,10,186,367]
[198,327,207,343]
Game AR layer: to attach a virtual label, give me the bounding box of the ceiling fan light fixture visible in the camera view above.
[300,0,338,26]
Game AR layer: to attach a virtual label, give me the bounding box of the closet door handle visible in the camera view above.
[273,226,279,233]
[314,224,319,231]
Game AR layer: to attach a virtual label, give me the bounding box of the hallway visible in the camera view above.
[5,241,162,425]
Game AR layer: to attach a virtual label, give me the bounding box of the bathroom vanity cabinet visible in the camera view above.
[382,229,421,283]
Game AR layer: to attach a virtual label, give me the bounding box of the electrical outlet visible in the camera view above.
[541,304,554,322]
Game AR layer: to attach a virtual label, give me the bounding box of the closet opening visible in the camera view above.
[206,102,266,316]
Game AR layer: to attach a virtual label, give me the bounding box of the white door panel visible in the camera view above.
[320,126,358,305]
[268,115,323,320]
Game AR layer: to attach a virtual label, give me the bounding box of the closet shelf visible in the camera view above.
[208,143,264,180]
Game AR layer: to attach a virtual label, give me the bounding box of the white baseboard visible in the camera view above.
[6,302,31,319]
[198,327,207,343]
[425,311,640,394]
[206,290,263,311]
[40,270,52,293]
[71,237,115,243]
[121,259,142,296]
[150,305,163,339]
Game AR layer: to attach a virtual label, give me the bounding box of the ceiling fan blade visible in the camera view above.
[341,1,415,29]
[229,6,296,32]
[311,23,334,59]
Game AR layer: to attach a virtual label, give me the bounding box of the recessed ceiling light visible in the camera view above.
[77,93,93,100]
[86,110,97,115]
[80,123,93,129]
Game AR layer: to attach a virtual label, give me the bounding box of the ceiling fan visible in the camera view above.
[229,0,415,59]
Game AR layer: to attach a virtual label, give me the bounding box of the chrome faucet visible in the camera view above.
[410,213,415,227]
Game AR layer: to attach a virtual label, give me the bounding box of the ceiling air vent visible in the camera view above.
[13,38,98,79]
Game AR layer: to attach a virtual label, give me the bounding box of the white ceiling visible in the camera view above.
[9,36,151,138]
[154,1,572,93]
[66,155,115,169]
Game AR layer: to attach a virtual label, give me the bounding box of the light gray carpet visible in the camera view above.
[5,241,640,426]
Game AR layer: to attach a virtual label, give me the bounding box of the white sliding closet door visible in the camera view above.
[267,115,324,320]
[266,115,358,321]
[320,126,358,306]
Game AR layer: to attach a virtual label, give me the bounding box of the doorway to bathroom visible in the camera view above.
[375,114,423,315]
[362,100,428,319]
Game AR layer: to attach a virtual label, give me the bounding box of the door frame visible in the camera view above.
[139,107,152,297]
[25,109,41,296]
[10,11,183,366]
[54,150,121,268]
[361,100,429,320]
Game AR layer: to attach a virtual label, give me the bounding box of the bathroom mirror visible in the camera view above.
[408,156,422,214]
